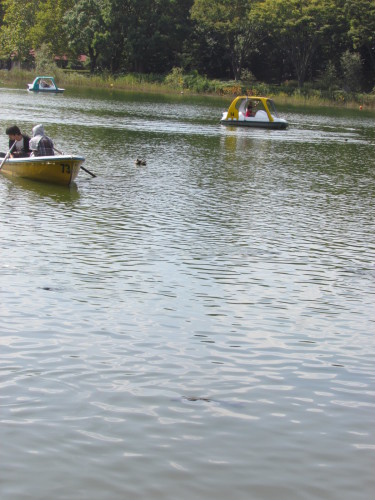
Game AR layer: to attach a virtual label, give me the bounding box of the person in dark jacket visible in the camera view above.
[5,125,32,158]
[29,124,54,157]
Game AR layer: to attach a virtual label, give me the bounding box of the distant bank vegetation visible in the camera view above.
[0,0,374,110]
[1,67,374,110]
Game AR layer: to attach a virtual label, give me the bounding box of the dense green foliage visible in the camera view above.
[0,0,374,92]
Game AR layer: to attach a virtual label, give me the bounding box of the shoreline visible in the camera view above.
[1,68,374,111]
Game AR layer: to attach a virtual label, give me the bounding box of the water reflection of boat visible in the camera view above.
[27,76,65,93]
[220,96,288,129]
[0,155,85,185]
[2,175,80,203]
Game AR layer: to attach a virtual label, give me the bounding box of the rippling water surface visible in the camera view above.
[0,87,374,499]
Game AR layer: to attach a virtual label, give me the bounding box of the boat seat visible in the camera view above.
[254,110,269,121]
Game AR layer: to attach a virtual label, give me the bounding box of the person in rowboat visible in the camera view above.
[0,125,32,158]
[29,124,54,157]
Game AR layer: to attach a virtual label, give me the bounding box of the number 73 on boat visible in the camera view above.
[220,96,288,129]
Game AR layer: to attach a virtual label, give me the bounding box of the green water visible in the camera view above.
[0,87,374,500]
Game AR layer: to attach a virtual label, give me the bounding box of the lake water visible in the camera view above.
[0,87,374,500]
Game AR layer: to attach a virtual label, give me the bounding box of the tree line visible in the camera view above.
[0,0,374,92]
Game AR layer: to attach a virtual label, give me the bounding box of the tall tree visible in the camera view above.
[64,0,107,73]
[98,0,131,73]
[0,0,37,63]
[30,0,75,57]
[256,0,337,87]
[344,0,375,85]
[181,24,229,78]
[191,0,262,80]
[120,0,193,74]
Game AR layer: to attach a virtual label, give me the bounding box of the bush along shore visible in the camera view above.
[1,67,375,110]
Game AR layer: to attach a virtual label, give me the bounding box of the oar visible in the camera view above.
[54,147,96,178]
[80,165,96,178]
[0,142,17,170]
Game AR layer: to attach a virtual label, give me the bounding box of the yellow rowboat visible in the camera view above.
[0,155,85,185]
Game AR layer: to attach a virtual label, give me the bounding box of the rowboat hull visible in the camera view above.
[0,155,85,185]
